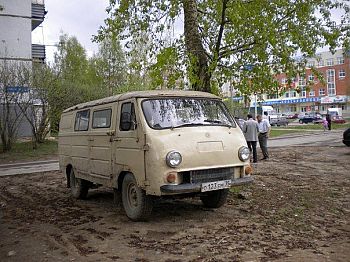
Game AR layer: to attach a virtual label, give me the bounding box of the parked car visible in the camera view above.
[332,115,346,124]
[299,113,322,124]
[343,128,350,146]
[271,117,289,126]
[287,113,299,119]
[58,90,253,221]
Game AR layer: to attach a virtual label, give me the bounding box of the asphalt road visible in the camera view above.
[269,128,345,147]
[0,129,347,177]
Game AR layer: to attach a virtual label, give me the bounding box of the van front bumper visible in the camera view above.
[160,176,254,194]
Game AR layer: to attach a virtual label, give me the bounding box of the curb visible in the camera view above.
[0,159,58,169]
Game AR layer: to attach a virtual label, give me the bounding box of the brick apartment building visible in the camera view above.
[258,49,349,116]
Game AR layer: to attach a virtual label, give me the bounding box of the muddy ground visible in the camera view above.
[0,144,349,262]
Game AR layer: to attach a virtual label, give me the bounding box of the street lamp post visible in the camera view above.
[254,92,257,118]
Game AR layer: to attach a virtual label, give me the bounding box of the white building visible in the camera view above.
[0,0,46,137]
[0,0,46,64]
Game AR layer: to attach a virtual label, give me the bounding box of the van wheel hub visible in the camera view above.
[127,183,138,207]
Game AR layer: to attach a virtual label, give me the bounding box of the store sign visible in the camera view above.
[320,96,348,104]
[232,96,243,101]
[261,97,320,105]
[5,86,29,93]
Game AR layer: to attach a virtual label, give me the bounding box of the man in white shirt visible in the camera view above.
[257,114,271,160]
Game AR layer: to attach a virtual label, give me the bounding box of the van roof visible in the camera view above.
[63,90,220,113]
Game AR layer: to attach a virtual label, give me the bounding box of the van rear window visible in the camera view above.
[92,109,112,128]
[74,110,90,131]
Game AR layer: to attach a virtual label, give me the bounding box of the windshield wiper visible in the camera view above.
[204,119,233,128]
[173,123,206,128]
[204,119,223,124]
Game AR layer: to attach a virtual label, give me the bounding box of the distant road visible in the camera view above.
[269,129,346,147]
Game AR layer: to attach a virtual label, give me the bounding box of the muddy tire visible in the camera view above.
[200,189,229,208]
[69,169,89,199]
[122,174,153,221]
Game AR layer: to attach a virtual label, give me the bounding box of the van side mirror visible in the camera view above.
[120,112,132,131]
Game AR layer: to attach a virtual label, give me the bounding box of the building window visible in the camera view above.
[301,87,306,97]
[74,110,90,131]
[281,78,287,85]
[308,74,314,81]
[307,61,315,68]
[337,56,345,64]
[319,88,326,96]
[327,69,336,96]
[285,91,290,98]
[341,105,347,110]
[292,91,297,97]
[309,89,315,96]
[298,77,306,87]
[321,105,326,111]
[290,106,297,112]
[339,69,346,79]
[326,58,334,66]
[301,107,307,112]
[318,60,324,67]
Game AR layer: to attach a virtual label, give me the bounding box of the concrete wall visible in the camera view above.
[0,0,32,60]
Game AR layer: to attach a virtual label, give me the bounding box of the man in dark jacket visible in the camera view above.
[326,114,332,130]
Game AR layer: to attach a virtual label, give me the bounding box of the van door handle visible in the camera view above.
[113,138,121,141]
[107,131,115,136]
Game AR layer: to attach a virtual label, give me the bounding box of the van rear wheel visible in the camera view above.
[69,169,89,199]
[200,189,229,208]
[122,174,153,221]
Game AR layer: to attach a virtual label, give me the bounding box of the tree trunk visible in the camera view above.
[182,0,211,93]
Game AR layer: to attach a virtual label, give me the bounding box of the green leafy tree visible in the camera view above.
[50,34,105,131]
[97,0,350,94]
[93,35,127,95]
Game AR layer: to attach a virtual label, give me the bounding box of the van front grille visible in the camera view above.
[187,167,234,184]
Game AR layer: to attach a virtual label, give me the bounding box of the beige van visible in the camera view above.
[59,90,253,221]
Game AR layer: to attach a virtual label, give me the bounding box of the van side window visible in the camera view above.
[92,109,112,128]
[74,110,90,131]
[120,102,136,131]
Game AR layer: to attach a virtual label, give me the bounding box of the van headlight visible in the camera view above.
[238,146,250,161]
[166,151,182,167]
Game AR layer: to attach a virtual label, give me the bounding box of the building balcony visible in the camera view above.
[32,44,45,63]
[32,0,46,31]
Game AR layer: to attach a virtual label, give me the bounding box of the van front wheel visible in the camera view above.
[200,189,229,208]
[122,174,153,221]
[69,169,89,199]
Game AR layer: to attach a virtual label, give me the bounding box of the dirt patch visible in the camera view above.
[0,145,349,261]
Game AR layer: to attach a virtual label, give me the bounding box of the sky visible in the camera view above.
[32,0,110,62]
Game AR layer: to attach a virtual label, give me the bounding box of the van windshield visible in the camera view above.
[142,98,236,129]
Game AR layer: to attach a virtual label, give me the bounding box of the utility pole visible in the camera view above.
[254,92,257,118]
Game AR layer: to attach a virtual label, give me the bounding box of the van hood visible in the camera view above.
[146,126,248,171]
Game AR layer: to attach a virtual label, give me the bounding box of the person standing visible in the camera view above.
[322,118,328,132]
[326,114,332,130]
[243,114,259,163]
[257,114,271,160]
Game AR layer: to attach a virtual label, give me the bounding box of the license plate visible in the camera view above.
[201,180,231,192]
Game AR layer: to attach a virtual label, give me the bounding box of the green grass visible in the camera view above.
[270,129,305,138]
[0,140,58,163]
